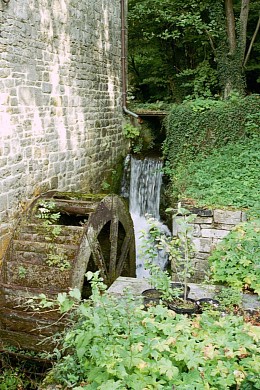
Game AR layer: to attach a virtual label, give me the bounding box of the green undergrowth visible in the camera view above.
[39,273,260,390]
[0,368,30,390]
[163,94,260,169]
[169,137,260,218]
[128,101,171,113]
[209,220,260,294]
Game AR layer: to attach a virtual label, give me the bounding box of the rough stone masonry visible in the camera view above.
[172,207,247,282]
[0,0,128,259]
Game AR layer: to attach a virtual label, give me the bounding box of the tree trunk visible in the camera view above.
[225,0,236,56]
[221,0,248,97]
[239,0,250,60]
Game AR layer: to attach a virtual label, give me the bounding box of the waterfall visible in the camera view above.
[125,156,170,279]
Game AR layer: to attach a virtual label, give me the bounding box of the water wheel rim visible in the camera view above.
[86,194,135,286]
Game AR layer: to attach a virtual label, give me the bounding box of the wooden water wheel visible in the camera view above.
[0,191,136,351]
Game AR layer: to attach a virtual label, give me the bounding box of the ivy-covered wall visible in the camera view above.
[163,95,260,169]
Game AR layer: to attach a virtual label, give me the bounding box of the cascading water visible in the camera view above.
[123,155,170,278]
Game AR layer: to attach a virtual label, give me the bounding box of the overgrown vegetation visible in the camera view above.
[169,137,260,216]
[123,121,155,154]
[40,273,260,389]
[163,94,260,300]
[0,368,30,390]
[209,220,260,295]
[0,353,42,390]
[163,94,260,169]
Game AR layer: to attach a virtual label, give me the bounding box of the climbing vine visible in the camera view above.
[163,94,260,170]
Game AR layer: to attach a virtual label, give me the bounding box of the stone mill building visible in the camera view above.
[0,0,131,260]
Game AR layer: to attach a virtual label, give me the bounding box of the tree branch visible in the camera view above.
[205,29,216,54]
[239,0,250,60]
[244,13,260,67]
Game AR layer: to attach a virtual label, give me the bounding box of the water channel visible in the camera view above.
[122,155,170,278]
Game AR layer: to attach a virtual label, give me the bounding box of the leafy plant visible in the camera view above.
[215,287,243,313]
[122,123,140,140]
[39,272,260,389]
[36,201,71,271]
[18,265,27,279]
[123,121,155,154]
[209,220,260,295]
[140,205,196,304]
[101,181,111,191]
[0,368,30,390]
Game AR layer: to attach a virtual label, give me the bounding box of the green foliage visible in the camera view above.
[128,101,171,113]
[101,180,111,191]
[209,220,260,295]
[168,137,260,217]
[0,368,31,390]
[36,201,71,271]
[141,206,196,301]
[128,0,223,101]
[18,265,27,279]
[122,123,140,140]
[36,201,61,225]
[177,60,219,100]
[40,273,260,389]
[128,0,260,102]
[163,94,260,169]
[215,287,243,312]
[123,121,155,154]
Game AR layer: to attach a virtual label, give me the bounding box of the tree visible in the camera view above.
[220,0,260,96]
[128,0,260,101]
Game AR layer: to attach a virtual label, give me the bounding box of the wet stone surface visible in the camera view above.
[108,277,260,311]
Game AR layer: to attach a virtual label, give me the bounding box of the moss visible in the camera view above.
[100,155,126,194]
[48,192,107,202]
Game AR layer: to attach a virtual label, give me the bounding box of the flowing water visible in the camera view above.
[123,155,170,278]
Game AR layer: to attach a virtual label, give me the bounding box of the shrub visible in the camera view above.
[163,94,260,169]
[209,220,260,295]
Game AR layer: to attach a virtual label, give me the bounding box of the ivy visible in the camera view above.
[163,94,260,170]
[169,137,260,217]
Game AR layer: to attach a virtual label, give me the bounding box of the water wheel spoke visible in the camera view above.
[109,216,119,277]
[91,237,108,281]
[115,234,132,278]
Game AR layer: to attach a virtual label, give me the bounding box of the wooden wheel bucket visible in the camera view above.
[0,191,136,351]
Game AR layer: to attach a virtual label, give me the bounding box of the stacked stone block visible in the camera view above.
[172,208,247,282]
[0,0,128,259]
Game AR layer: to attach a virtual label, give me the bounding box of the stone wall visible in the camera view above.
[0,0,128,257]
[172,208,247,282]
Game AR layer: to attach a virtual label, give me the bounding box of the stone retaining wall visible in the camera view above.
[0,0,128,259]
[172,208,247,282]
